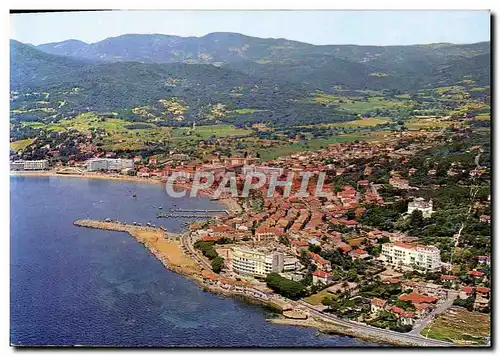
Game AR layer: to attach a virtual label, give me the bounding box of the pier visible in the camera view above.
[157,212,216,219]
[170,208,228,214]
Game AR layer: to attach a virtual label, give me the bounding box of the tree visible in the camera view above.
[211,256,224,273]
[265,272,307,300]
[409,210,424,229]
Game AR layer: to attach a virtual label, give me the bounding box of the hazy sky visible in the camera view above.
[11,10,490,46]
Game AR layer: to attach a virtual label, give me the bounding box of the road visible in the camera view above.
[296,300,456,347]
[180,232,213,270]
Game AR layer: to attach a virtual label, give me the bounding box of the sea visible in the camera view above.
[10,176,375,347]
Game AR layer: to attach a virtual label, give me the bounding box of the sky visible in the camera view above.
[10,10,490,46]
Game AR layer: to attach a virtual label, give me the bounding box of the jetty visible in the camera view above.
[157,212,217,219]
[170,208,228,214]
[73,219,180,240]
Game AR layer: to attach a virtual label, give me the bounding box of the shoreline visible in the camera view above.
[10,170,241,214]
[16,172,444,347]
[71,220,406,346]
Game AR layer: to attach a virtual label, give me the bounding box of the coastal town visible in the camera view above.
[11,126,491,346]
[10,12,491,348]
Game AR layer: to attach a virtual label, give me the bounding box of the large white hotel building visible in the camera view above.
[380,242,442,272]
[229,247,285,278]
[86,158,134,172]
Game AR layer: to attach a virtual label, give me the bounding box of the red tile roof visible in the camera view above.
[401,311,415,318]
[476,287,490,294]
[391,306,404,314]
[440,275,457,280]
[291,240,309,247]
[371,298,387,307]
[461,287,475,294]
[399,293,437,304]
[312,270,331,278]
[311,253,329,265]
[468,270,485,277]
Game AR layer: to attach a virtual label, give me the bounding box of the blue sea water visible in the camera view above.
[10,176,374,347]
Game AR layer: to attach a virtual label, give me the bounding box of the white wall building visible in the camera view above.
[407,197,434,218]
[380,242,441,272]
[12,160,49,170]
[229,247,284,278]
[87,158,134,172]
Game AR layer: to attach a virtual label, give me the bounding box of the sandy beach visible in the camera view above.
[11,170,242,213]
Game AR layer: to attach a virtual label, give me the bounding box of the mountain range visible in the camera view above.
[10,33,491,125]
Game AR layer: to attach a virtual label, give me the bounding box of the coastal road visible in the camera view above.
[180,232,212,271]
[296,300,456,347]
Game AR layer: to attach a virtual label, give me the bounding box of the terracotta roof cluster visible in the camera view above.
[371,298,387,307]
[290,240,309,247]
[311,253,329,265]
[399,293,437,304]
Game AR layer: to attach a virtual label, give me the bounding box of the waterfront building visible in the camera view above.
[11,160,49,171]
[87,158,134,172]
[407,197,434,218]
[229,247,284,278]
[380,242,441,272]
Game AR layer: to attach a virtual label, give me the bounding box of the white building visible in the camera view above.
[380,242,441,272]
[283,256,300,272]
[229,247,284,278]
[12,160,49,171]
[87,158,134,172]
[407,197,434,218]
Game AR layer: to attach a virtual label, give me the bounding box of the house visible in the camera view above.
[349,249,370,260]
[326,282,359,297]
[407,197,434,218]
[312,270,332,286]
[254,227,278,242]
[310,253,332,272]
[473,287,490,311]
[389,177,410,189]
[290,240,309,255]
[440,275,458,288]
[468,270,485,278]
[477,256,491,265]
[459,287,475,300]
[370,298,387,314]
[414,303,434,318]
[400,311,415,326]
[479,215,491,224]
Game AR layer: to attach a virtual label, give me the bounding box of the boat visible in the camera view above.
[132,194,137,198]
[159,206,163,210]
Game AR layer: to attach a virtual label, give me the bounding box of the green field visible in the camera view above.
[421,307,490,345]
[257,134,364,161]
[171,124,251,140]
[20,114,251,151]
[311,92,412,113]
[304,290,337,305]
[10,138,34,151]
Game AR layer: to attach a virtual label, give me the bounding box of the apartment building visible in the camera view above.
[380,242,441,272]
[12,160,49,171]
[87,158,134,171]
[229,247,284,278]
